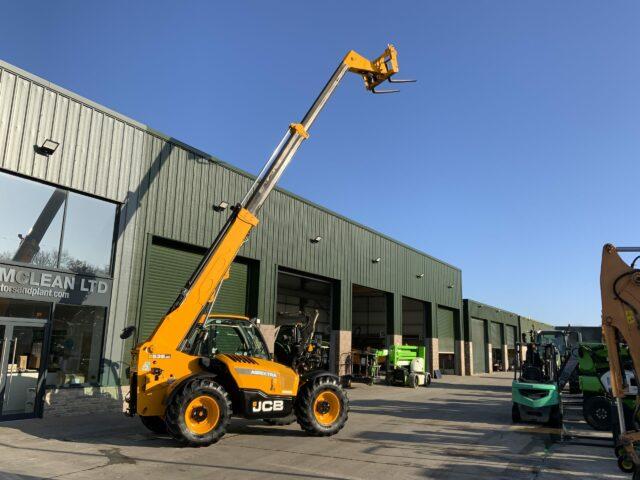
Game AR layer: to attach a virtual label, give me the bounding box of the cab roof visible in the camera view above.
[207,314,251,323]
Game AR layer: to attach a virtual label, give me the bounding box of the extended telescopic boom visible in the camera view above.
[144,45,413,350]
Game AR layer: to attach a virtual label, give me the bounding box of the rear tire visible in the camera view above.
[165,378,231,447]
[583,396,612,431]
[618,454,636,474]
[408,373,419,388]
[295,376,348,436]
[140,415,167,434]
[424,374,432,387]
[262,414,296,426]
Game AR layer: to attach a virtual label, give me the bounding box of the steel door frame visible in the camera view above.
[0,317,48,421]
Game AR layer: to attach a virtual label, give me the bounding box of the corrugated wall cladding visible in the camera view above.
[519,317,554,335]
[463,299,553,343]
[465,300,519,327]
[464,299,518,342]
[0,60,462,386]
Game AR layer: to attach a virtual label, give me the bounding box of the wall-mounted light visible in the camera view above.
[372,257,381,264]
[447,283,455,289]
[416,273,424,278]
[213,201,229,212]
[310,236,322,244]
[35,139,59,156]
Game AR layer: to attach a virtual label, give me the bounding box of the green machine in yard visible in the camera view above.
[385,345,432,388]
[512,330,579,427]
[579,343,636,431]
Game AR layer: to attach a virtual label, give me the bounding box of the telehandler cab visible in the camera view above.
[124,45,413,446]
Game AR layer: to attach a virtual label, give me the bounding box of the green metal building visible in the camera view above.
[463,299,553,375]
[0,60,467,420]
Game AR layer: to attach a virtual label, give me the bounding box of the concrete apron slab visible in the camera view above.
[0,373,626,480]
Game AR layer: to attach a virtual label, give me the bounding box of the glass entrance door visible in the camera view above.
[0,318,47,418]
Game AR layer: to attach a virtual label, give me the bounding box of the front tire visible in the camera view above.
[165,378,231,447]
[295,376,348,436]
[548,404,563,428]
[408,373,419,388]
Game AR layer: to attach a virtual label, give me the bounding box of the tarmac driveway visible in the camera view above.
[0,373,625,479]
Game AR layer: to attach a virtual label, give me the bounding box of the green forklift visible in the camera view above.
[511,330,573,427]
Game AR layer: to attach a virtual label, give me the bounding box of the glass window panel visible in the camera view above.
[3,325,46,415]
[0,171,65,268]
[0,298,50,320]
[59,192,116,276]
[47,305,106,387]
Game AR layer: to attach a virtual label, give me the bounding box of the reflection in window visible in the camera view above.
[47,305,106,387]
[0,173,64,268]
[59,193,116,276]
[0,298,50,319]
[0,171,117,276]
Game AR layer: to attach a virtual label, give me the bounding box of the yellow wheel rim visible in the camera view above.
[185,395,220,435]
[313,390,341,426]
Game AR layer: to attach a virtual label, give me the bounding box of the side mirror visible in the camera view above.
[120,326,136,340]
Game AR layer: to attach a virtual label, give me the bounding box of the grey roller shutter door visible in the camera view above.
[505,325,516,348]
[490,322,503,346]
[437,307,455,353]
[471,318,487,373]
[215,262,248,315]
[138,240,248,341]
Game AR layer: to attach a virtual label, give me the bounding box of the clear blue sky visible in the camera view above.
[2,2,638,326]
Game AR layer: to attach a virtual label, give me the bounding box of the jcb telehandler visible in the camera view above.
[123,45,413,447]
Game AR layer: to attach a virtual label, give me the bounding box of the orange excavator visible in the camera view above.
[600,244,640,478]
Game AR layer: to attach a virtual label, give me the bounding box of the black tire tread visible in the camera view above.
[165,377,232,447]
[548,404,563,428]
[295,376,349,437]
[583,395,612,431]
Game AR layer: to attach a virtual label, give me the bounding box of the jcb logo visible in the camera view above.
[252,400,284,413]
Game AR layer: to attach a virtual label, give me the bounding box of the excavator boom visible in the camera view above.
[601,244,640,470]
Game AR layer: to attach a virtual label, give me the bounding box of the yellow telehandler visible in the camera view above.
[123,45,413,446]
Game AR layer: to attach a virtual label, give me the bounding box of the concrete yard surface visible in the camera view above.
[0,373,626,480]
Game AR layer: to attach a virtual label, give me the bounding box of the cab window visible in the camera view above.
[182,318,269,359]
[213,326,246,354]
